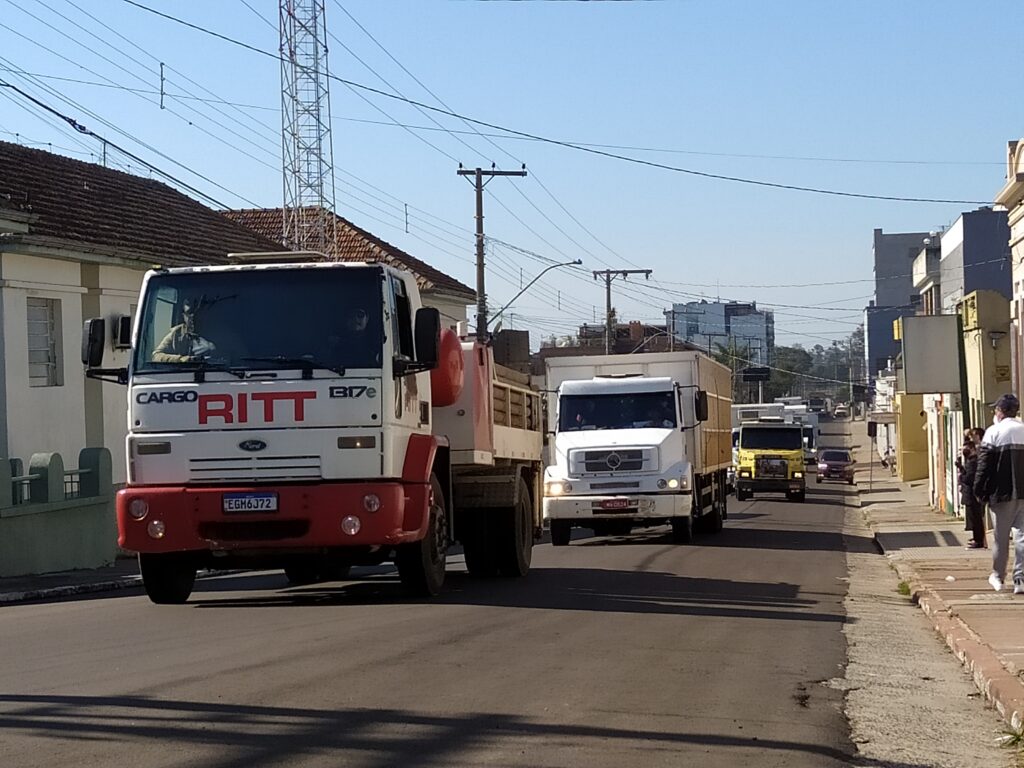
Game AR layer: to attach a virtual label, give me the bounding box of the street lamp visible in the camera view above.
[488,259,583,331]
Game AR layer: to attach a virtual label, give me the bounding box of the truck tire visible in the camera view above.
[550,519,572,547]
[496,478,534,577]
[461,515,499,577]
[736,487,749,502]
[397,474,448,597]
[139,553,196,605]
[671,515,693,544]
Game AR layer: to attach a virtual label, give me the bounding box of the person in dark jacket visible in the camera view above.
[956,428,987,548]
[974,394,1024,594]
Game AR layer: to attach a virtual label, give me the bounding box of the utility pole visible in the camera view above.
[593,269,652,354]
[457,164,527,339]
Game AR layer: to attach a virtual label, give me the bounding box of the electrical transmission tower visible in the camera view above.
[280,0,337,253]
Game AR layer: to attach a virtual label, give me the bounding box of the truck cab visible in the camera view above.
[734,421,806,502]
[542,351,731,545]
[83,259,541,603]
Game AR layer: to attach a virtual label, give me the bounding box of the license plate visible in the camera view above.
[223,493,278,513]
[599,498,631,510]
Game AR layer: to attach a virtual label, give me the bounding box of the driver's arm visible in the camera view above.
[152,326,191,363]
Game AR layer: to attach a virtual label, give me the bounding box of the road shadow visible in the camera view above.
[187,564,850,625]
[0,692,922,768]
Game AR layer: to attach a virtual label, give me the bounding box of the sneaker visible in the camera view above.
[989,573,1004,592]
[966,541,983,549]
[1014,579,1024,595]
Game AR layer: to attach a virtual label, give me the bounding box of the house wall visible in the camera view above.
[0,252,88,471]
[423,293,469,331]
[82,264,145,485]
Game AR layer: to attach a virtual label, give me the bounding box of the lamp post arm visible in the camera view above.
[490,259,582,326]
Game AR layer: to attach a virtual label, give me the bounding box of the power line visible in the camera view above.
[0,77,239,208]
[118,0,992,206]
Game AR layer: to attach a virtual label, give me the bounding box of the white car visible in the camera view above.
[834,405,849,419]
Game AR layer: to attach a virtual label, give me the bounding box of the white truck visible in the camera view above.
[783,405,820,465]
[542,352,732,545]
[83,257,543,603]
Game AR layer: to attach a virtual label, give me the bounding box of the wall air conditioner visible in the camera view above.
[112,315,133,349]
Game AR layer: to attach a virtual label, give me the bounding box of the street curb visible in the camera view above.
[0,569,238,606]
[888,558,1024,732]
[0,577,141,605]
[851,468,1024,732]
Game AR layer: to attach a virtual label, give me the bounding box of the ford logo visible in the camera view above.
[239,439,267,452]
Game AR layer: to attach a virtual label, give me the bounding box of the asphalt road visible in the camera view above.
[1,441,858,767]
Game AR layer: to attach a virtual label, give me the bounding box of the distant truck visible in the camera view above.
[542,352,732,544]
[83,257,543,603]
[734,421,807,502]
[807,396,832,415]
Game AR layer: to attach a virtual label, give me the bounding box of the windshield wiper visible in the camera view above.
[176,359,247,381]
[242,356,346,379]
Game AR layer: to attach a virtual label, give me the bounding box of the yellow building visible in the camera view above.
[894,393,928,481]
[960,290,1012,426]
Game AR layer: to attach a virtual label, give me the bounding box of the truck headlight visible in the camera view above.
[793,471,804,479]
[545,481,571,497]
[657,479,668,490]
[739,470,751,478]
[669,478,681,489]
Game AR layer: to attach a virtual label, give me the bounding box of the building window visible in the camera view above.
[27,297,63,387]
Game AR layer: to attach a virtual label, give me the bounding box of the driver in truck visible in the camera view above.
[151,297,217,363]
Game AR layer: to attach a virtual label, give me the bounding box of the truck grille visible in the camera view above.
[573,448,651,474]
[188,455,322,483]
[756,458,788,478]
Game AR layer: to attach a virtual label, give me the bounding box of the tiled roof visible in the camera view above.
[225,207,475,300]
[0,141,285,266]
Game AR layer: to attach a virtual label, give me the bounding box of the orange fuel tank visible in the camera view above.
[430,328,465,407]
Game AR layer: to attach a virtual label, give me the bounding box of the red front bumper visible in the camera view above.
[117,481,430,554]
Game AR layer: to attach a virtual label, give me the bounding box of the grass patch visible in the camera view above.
[897,581,911,596]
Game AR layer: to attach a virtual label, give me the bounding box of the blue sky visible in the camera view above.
[0,0,1020,347]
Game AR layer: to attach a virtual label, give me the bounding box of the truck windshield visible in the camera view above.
[133,267,384,373]
[559,392,676,432]
[740,427,803,450]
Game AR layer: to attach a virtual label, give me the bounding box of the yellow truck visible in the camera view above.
[734,421,806,503]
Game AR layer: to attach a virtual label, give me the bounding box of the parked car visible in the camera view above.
[817,449,855,484]
[833,404,849,419]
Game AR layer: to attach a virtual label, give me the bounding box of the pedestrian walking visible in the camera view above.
[974,394,1024,594]
[956,427,987,549]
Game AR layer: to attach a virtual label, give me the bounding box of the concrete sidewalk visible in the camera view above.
[849,420,1024,731]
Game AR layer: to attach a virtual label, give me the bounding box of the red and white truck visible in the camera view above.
[83,257,543,603]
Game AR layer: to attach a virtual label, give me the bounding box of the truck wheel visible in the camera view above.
[461,515,499,577]
[496,478,533,577]
[671,516,693,544]
[397,474,448,597]
[284,558,321,586]
[139,553,196,605]
[550,519,572,547]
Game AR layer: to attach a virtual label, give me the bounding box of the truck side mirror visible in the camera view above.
[694,390,709,422]
[82,318,105,367]
[414,307,440,370]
